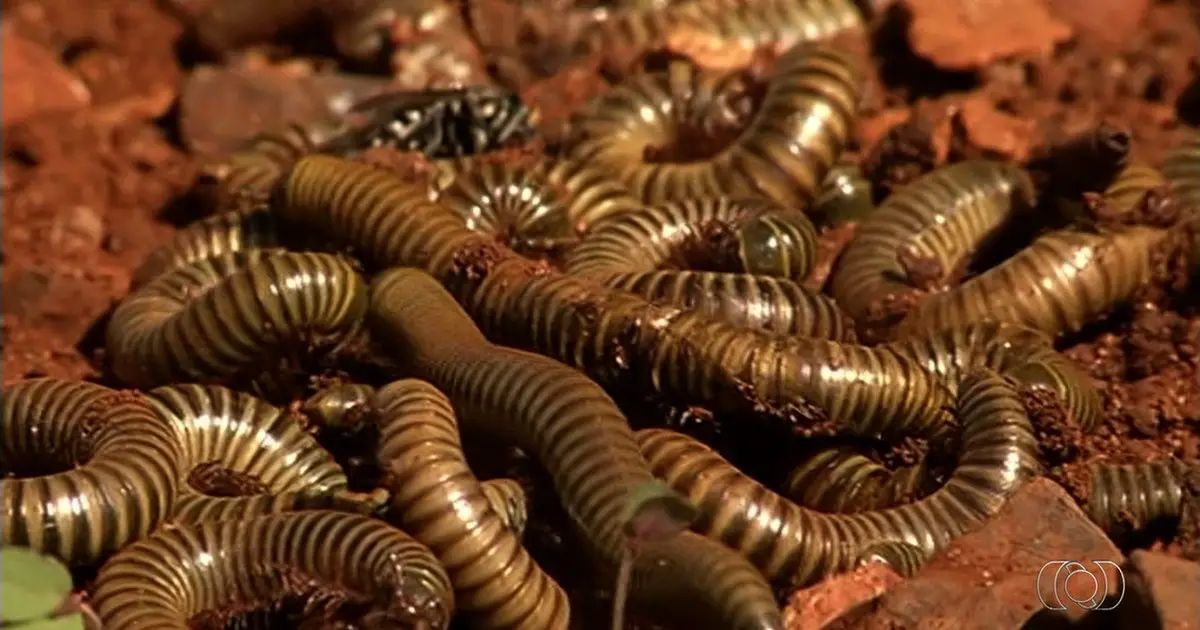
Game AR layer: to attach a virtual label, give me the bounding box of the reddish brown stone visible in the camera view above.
[1115,550,1200,630]
[785,562,904,630]
[954,96,1040,161]
[904,0,1074,71]
[866,478,1123,629]
[1,27,90,126]
[1046,0,1151,48]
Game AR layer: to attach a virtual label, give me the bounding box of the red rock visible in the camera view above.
[1,27,90,126]
[785,562,904,630]
[904,0,1074,71]
[858,108,911,152]
[1116,550,1200,630]
[954,96,1039,161]
[866,478,1123,629]
[1046,0,1150,47]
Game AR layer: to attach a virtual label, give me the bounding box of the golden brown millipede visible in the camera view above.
[374,378,570,629]
[106,250,367,389]
[782,447,930,513]
[830,160,1037,329]
[1084,459,1198,538]
[853,541,929,578]
[565,196,853,338]
[810,159,876,227]
[568,42,862,206]
[636,369,1040,589]
[430,155,642,255]
[368,267,785,630]
[1088,162,1168,218]
[1163,131,1200,211]
[91,510,456,630]
[277,154,955,438]
[479,478,530,537]
[1,379,182,565]
[129,208,285,290]
[144,384,349,524]
[201,122,342,211]
[884,321,1103,432]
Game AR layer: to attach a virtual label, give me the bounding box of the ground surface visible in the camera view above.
[2,0,1198,627]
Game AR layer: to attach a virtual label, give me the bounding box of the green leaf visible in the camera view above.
[620,481,697,542]
[0,547,73,624]
[11,613,86,630]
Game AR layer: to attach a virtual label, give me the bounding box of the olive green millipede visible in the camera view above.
[374,378,570,630]
[1163,131,1200,210]
[884,321,1103,432]
[810,159,876,227]
[129,208,285,290]
[1083,459,1199,538]
[278,154,954,439]
[636,369,1040,589]
[1,378,182,565]
[143,384,351,524]
[853,541,929,578]
[368,267,785,630]
[782,447,930,513]
[568,42,863,206]
[565,195,853,338]
[106,250,367,389]
[91,510,455,630]
[429,155,642,255]
[201,122,341,211]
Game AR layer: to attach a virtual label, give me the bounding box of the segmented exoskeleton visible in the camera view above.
[1,379,182,564]
[1163,131,1200,210]
[1084,459,1198,538]
[91,511,455,630]
[278,155,955,440]
[144,384,350,524]
[568,43,862,206]
[566,196,852,338]
[854,541,929,578]
[368,267,785,630]
[130,208,286,290]
[106,250,367,389]
[636,369,1039,588]
[375,378,570,629]
[782,447,930,513]
[811,159,876,227]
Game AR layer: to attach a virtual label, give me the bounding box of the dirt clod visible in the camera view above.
[784,563,904,630]
[1,26,91,126]
[904,0,1073,71]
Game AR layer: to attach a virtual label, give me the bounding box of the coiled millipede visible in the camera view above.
[91,511,455,630]
[1,379,182,565]
[368,267,785,630]
[144,384,352,524]
[374,378,571,629]
[1083,459,1199,538]
[782,447,930,513]
[278,154,955,440]
[565,195,853,338]
[636,369,1040,588]
[568,42,862,206]
[106,250,367,389]
[129,208,286,290]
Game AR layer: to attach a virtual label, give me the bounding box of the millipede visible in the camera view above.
[1084,459,1199,538]
[129,208,286,290]
[90,511,456,630]
[1163,131,1200,210]
[782,446,931,513]
[565,195,853,338]
[811,159,876,227]
[1,379,182,565]
[568,42,863,206]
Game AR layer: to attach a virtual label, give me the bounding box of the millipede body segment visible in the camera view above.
[1,379,182,564]
[91,511,455,630]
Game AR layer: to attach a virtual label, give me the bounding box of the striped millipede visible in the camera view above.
[374,378,570,629]
[853,541,929,578]
[1163,131,1200,210]
[811,159,876,227]
[91,511,455,630]
[278,154,955,438]
[884,321,1103,432]
[1,379,182,565]
[300,383,530,534]
[635,369,1040,588]
[1084,459,1199,537]
[144,384,350,524]
[782,447,929,513]
[106,250,367,389]
[1087,162,1168,218]
[129,208,285,290]
[565,195,854,338]
[428,155,643,255]
[568,42,862,206]
[201,122,342,211]
[368,267,786,630]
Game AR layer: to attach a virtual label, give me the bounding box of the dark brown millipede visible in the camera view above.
[106,250,367,389]
[278,154,954,439]
[568,42,862,206]
[782,447,930,513]
[565,195,853,338]
[1084,459,1199,537]
[1,378,182,565]
[91,510,455,630]
[430,155,642,255]
[374,378,570,629]
[368,267,785,630]
[636,369,1040,589]
[144,384,350,524]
